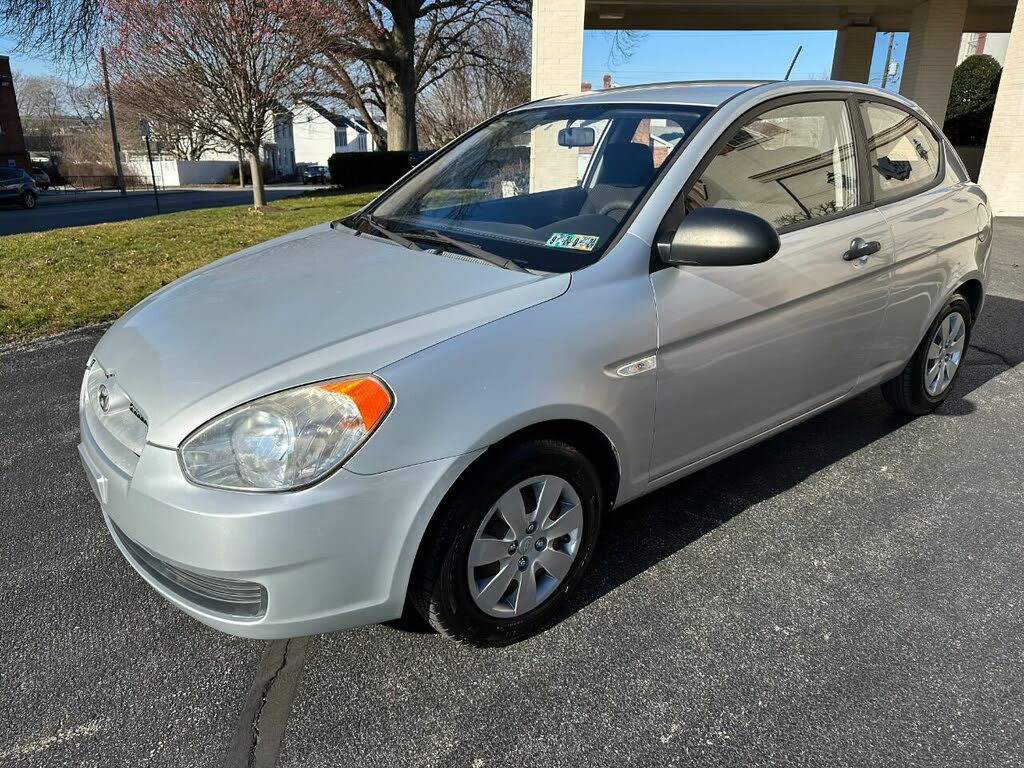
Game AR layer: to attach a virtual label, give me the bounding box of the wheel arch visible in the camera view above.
[402,417,622,607]
[954,277,985,323]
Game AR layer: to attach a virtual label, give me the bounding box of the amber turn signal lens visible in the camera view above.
[319,377,392,427]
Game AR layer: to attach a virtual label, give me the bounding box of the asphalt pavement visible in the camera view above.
[0,186,315,236]
[1,221,1022,767]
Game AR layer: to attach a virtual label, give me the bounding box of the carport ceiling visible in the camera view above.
[585,0,1017,32]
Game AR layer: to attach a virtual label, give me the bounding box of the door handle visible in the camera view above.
[842,237,881,262]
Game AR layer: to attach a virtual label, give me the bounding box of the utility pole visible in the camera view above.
[99,47,127,197]
[784,46,803,81]
[880,32,896,89]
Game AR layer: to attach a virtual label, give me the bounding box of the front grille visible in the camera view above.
[111,521,267,619]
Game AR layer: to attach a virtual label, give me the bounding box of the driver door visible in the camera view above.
[649,96,894,480]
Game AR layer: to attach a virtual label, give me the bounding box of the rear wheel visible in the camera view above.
[410,439,602,647]
[881,294,972,415]
[20,191,37,209]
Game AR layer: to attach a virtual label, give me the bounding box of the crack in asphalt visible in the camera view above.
[968,342,1017,369]
[246,641,292,768]
[226,637,311,768]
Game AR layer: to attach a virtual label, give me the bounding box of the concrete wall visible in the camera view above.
[979,0,1024,215]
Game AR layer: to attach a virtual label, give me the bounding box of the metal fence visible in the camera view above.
[45,174,152,195]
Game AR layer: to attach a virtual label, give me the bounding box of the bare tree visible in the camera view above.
[104,0,330,207]
[417,19,530,148]
[315,0,529,152]
[12,71,106,158]
[0,0,101,61]
[114,78,218,161]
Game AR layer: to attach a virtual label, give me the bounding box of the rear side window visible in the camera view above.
[859,101,940,201]
[686,100,860,230]
[0,168,15,180]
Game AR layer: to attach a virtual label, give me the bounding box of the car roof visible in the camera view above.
[518,79,921,112]
[534,80,767,108]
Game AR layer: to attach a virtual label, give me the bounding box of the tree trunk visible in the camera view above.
[248,150,266,208]
[237,150,245,188]
[384,73,418,151]
[383,3,418,151]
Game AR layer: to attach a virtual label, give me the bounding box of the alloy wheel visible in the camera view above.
[924,310,966,396]
[466,475,584,618]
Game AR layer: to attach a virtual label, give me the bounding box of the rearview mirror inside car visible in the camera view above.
[662,207,780,267]
[557,127,596,148]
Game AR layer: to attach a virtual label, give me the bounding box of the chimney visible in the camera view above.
[581,81,592,92]
[603,73,612,90]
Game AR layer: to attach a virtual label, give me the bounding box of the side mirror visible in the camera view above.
[662,207,780,267]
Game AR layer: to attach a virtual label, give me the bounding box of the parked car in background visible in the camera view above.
[0,168,40,209]
[79,81,990,647]
[302,165,330,184]
[30,166,51,189]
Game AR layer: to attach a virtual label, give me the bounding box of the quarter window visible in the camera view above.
[859,101,940,201]
[686,100,860,230]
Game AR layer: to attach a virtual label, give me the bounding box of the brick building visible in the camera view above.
[0,55,31,171]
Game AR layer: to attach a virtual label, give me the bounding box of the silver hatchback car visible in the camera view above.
[79,81,991,646]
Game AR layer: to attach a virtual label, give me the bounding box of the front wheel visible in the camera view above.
[20,192,37,209]
[410,439,603,647]
[881,294,972,415]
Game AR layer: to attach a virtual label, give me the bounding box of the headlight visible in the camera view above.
[179,377,392,491]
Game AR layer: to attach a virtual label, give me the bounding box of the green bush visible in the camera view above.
[328,151,431,188]
[943,54,1002,146]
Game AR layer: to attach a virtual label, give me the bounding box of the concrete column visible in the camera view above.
[831,25,877,82]
[899,0,968,121]
[531,0,585,100]
[529,0,586,192]
[979,0,1024,215]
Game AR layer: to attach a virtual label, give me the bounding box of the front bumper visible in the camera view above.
[79,408,480,639]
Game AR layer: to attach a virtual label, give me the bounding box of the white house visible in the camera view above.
[267,109,296,178]
[292,101,380,167]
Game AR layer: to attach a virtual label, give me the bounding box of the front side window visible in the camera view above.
[686,100,860,230]
[364,104,709,273]
[859,101,940,201]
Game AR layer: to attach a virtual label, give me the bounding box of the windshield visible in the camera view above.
[360,103,711,273]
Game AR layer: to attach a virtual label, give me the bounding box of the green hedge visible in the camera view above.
[328,151,433,188]
[943,54,1002,146]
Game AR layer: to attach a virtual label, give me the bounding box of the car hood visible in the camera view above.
[91,224,569,448]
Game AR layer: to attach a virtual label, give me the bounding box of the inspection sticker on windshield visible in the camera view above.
[545,233,600,251]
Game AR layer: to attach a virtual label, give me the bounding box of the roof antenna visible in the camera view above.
[784,45,803,80]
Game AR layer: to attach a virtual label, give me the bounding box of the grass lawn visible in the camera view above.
[0,189,380,343]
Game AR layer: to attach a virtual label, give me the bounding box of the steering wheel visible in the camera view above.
[598,200,633,217]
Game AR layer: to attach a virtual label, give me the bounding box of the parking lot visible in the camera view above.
[1,220,1022,768]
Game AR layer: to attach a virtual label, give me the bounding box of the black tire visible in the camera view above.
[409,438,603,647]
[881,293,972,415]
[20,192,37,210]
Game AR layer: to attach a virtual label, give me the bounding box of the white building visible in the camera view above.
[291,101,380,168]
[958,31,1011,65]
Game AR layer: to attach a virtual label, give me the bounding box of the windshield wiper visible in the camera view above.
[348,214,424,251]
[406,229,528,272]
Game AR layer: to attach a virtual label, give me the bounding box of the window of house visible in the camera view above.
[685,100,860,230]
[859,100,940,201]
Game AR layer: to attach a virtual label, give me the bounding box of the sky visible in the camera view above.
[2,28,910,91]
[584,29,908,92]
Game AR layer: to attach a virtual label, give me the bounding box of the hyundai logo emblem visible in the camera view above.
[98,384,110,413]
